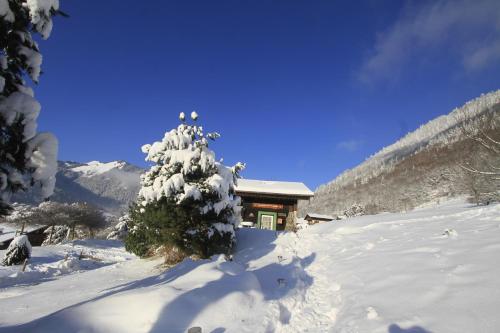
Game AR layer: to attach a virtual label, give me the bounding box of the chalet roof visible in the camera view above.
[0,223,45,244]
[304,213,334,220]
[235,179,314,198]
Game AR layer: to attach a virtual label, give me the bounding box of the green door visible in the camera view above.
[257,211,278,230]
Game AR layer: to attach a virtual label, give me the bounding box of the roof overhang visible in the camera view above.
[236,190,313,201]
[235,179,314,199]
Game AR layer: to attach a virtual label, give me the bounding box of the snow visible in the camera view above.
[0,90,58,200]
[178,183,202,202]
[26,0,60,39]
[18,45,43,82]
[71,161,128,176]
[209,222,235,238]
[0,91,41,140]
[236,179,314,197]
[7,235,31,254]
[2,235,32,265]
[138,123,240,216]
[0,200,499,332]
[26,132,58,198]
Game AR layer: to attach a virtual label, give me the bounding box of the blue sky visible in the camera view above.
[34,0,500,190]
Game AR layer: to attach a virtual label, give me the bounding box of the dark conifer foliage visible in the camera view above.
[0,0,63,216]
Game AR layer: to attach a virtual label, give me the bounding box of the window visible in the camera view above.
[261,214,274,230]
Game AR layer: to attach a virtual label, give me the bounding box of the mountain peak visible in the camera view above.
[71,160,129,176]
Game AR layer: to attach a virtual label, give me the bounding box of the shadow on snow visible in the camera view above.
[0,228,316,333]
[388,323,433,333]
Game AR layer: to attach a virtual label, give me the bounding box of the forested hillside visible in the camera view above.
[300,90,500,217]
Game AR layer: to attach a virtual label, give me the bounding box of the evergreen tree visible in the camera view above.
[0,0,64,215]
[2,234,31,265]
[126,113,244,259]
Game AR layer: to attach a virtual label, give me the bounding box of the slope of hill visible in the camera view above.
[301,90,500,216]
[1,200,499,332]
[14,161,144,215]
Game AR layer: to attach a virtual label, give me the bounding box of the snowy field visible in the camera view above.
[1,199,499,332]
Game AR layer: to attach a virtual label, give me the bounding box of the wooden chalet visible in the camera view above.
[235,179,314,231]
[304,213,334,225]
[0,223,47,250]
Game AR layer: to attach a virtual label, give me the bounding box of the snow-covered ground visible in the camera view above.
[1,199,499,332]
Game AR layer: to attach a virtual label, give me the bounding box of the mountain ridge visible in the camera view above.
[301,90,500,216]
[14,160,144,215]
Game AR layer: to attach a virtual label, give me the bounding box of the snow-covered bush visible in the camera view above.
[0,0,65,215]
[126,113,244,260]
[42,224,70,245]
[2,235,31,266]
[343,203,365,218]
[106,215,129,240]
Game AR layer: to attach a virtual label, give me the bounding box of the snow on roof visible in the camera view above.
[0,223,45,243]
[235,179,314,197]
[305,213,334,220]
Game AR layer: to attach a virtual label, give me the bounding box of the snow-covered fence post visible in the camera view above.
[48,224,55,243]
[21,258,29,272]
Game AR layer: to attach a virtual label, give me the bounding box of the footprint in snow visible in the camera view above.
[278,303,292,324]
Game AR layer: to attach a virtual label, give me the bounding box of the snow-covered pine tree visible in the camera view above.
[2,234,31,265]
[126,113,244,259]
[0,0,64,215]
[106,215,129,240]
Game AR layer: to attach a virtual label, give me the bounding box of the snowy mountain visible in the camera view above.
[301,90,500,216]
[14,161,144,215]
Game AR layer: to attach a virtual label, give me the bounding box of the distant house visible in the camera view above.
[235,179,314,231]
[304,213,334,225]
[0,223,47,250]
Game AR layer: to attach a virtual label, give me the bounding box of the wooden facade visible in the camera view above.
[235,180,314,231]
